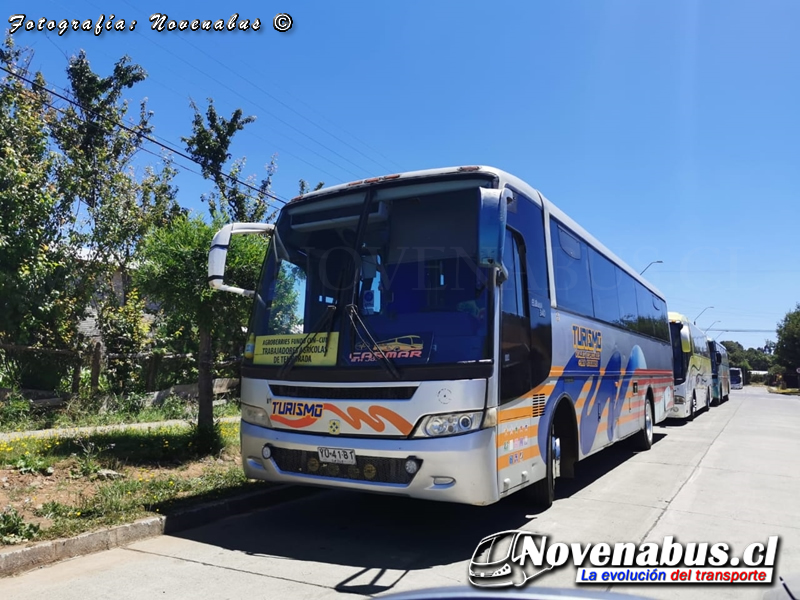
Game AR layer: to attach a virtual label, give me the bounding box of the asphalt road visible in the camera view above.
[1,385,797,600]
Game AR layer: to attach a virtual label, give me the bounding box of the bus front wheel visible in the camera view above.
[688,394,696,421]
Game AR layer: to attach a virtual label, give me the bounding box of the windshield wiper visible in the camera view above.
[277,304,337,379]
[345,304,400,380]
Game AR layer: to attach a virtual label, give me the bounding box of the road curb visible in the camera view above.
[0,484,319,578]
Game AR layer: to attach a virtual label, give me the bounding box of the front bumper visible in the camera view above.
[241,421,499,506]
[669,396,693,419]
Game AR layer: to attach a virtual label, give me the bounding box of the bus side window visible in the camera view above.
[500,229,532,403]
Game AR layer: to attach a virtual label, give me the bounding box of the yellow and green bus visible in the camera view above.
[669,312,713,419]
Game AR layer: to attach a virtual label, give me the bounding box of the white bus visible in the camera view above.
[668,312,713,419]
[730,367,744,389]
[209,166,675,507]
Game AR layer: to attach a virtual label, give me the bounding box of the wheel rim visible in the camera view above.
[645,402,653,443]
[552,434,561,479]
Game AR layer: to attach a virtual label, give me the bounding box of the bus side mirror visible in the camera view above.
[208,222,274,298]
[478,187,512,272]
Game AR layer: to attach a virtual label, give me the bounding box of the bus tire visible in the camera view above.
[633,398,654,451]
[527,422,558,509]
[705,392,711,411]
[688,394,696,421]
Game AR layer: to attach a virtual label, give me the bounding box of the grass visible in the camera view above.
[0,392,241,434]
[0,419,272,546]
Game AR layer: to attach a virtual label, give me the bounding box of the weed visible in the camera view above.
[70,436,114,478]
[0,507,41,544]
[14,453,54,475]
[190,420,225,456]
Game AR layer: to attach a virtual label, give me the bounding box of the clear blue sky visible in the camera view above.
[8,0,799,352]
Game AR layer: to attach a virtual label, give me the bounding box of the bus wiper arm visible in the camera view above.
[345,304,400,380]
[277,304,337,379]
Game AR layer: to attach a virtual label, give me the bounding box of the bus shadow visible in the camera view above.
[171,487,532,594]
[544,432,668,508]
[170,435,665,594]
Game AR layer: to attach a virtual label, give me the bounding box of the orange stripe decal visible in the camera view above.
[497,444,540,471]
[324,403,414,435]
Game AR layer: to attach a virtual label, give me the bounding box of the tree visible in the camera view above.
[135,215,267,434]
[183,99,277,223]
[0,38,82,388]
[775,303,800,372]
[298,179,325,197]
[50,50,182,291]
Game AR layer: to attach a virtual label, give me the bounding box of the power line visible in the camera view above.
[114,0,400,174]
[162,27,400,175]
[705,329,775,333]
[100,18,374,179]
[0,64,290,206]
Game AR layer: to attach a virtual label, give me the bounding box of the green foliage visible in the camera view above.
[0,38,181,394]
[0,392,32,427]
[97,289,151,394]
[190,420,225,456]
[0,39,84,367]
[14,452,54,475]
[0,507,41,544]
[775,303,800,372]
[135,214,265,334]
[720,340,773,373]
[183,98,276,222]
[298,179,325,197]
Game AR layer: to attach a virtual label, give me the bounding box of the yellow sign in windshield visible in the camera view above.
[253,333,339,366]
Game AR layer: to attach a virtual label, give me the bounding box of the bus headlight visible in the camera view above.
[415,411,483,438]
[241,404,272,428]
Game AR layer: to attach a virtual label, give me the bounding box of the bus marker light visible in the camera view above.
[261,445,272,459]
[364,464,377,479]
[308,457,320,472]
[405,458,420,474]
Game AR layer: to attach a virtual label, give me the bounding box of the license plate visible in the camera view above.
[317,447,356,465]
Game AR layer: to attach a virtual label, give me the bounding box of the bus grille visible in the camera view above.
[270,385,417,400]
[531,394,546,417]
[270,447,420,485]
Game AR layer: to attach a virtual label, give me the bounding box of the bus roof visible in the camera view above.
[669,312,690,324]
[288,165,665,300]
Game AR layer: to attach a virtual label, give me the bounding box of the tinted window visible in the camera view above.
[615,268,639,331]
[635,282,657,337]
[551,221,593,317]
[589,249,621,324]
[507,191,549,298]
[652,295,670,341]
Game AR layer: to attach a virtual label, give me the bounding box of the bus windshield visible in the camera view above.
[730,368,742,384]
[247,179,493,371]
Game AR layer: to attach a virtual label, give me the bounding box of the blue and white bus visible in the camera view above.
[209,166,675,507]
[730,367,744,390]
[708,340,730,405]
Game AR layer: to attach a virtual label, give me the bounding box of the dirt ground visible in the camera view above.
[0,450,242,533]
